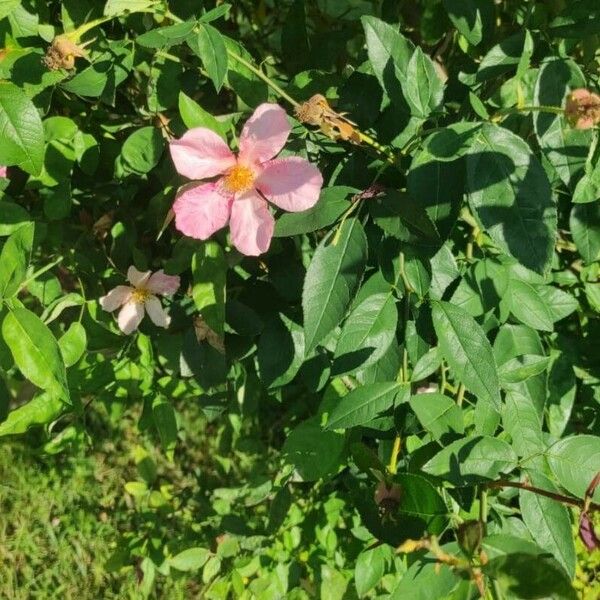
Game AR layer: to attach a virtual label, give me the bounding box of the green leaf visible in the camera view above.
[0,0,20,21]
[483,552,576,600]
[466,123,556,274]
[103,0,158,17]
[570,201,600,264]
[422,435,518,485]
[411,347,442,381]
[546,353,576,438]
[476,30,533,81]
[361,15,414,105]
[355,545,390,598]
[302,218,367,353]
[169,547,210,572]
[547,435,600,501]
[396,473,449,535]
[257,313,305,388]
[498,355,551,385]
[0,201,30,237]
[222,37,268,106]
[2,308,70,403]
[506,279,554,331]
[136,20,196,48]
[152,396,178,459]
[283,415,345,481]
[325,382,401,430]
[431,301,501,410]
[188,24,228,92]
[534,57,590,187]
[58,322,87,367]
[333,292,397,375]
[519,471,576,578]
[409,393,464,441]
[0,221,34,299]
[442,0,494,45]
[0,82,45,176]
[178,91,226,138]
[391,543,459,599]
[192,242,226,337]
[120,126,164,175]
[274,186,355,237]
[0,392,63,437]
[402,47,444,117]
[502,387,544,457]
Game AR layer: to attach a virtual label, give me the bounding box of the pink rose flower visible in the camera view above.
[169,103,323,256]
[99,266,180,334]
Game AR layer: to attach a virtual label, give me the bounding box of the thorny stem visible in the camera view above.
[487,479,600,511]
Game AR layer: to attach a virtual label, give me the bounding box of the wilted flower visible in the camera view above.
[374,481,402,518]
[43,35,89,70]
[565,88,600,130]
[169,103,323,256]
[100,266,180,334]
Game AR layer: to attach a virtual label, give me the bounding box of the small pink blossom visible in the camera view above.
[99,266,180,334]
[0,166,7,178]
[565,88,600,129]
[169,103,323,256]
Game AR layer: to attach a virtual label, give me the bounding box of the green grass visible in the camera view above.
[0,413,193,600]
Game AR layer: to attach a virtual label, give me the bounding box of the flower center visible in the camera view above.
[131,288,151,304]
[222,164,255,193]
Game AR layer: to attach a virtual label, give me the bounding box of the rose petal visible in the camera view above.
[99,285,132,312]
[0,166,7,178]
[147,270,180,296]
[256,156,323,212]
[117,301,145,334]
[169,127,235,180]
[145,296,170,328]
[173,182,233,240]
[238,103,291,165]
[127,266,152,288]
[229,191,274,256]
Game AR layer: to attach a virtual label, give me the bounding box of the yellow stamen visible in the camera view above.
[131,288,151,304]
[222,164,255,193]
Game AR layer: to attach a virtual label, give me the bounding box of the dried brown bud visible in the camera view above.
[43,35,88,71]
[565,88,600,130]
[194,315,225,354]
[374,481,402,518]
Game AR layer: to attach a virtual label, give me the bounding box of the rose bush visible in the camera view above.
[1,1,600,598]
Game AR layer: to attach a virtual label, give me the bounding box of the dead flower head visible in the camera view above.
[295,94,361,144]
[565,88,600,130]
[43,35,89,71]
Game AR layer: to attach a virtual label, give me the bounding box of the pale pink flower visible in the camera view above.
[565,88,600,129]
[169,103,323,256]
[0,166,7,178]
[100,266,180,334]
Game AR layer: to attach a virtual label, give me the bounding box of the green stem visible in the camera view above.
[494,104,564,119]
[388,435,401,474]
[456,383,466,407]
[226,48,299,108]
[18,256,64,293]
